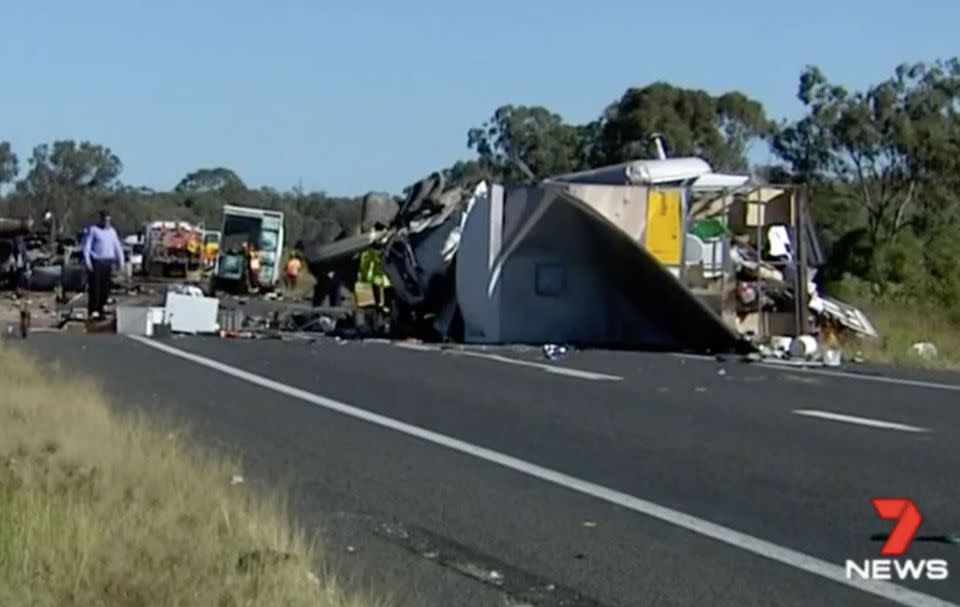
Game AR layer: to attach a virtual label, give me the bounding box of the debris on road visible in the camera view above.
[542,344,570,361]
[910,341,939,360]
[2,152,884,362]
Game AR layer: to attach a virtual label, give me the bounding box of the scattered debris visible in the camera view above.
[163,283,205,298]
[788,335,819,360]
[4,161,889,370]
[542,344,569,361]
[910,341,939,360]
[822,348,843,367]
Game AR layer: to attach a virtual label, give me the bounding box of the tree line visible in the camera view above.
[2,58,959,310]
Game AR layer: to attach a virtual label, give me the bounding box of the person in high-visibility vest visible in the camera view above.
[358,248,390,310]
[203,240,219,267]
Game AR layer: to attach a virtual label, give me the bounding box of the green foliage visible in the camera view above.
[774,60,960,309]
[774,61,960,246]
[175,167,246,193]
[0,142,17,186]
[0,147,365,247]
[18,140,122,195]
[467,104,587,181]
[589,83,774,170]
[464,84,773,185]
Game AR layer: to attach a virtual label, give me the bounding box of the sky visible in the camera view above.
[2,0,958,196]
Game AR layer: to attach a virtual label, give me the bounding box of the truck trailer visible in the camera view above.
[212,205,284,293]
[143,220,204,281]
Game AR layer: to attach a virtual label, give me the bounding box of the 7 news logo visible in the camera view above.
[845,498,949,581]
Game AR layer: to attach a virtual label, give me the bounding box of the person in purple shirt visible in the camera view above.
[82,210,125,318]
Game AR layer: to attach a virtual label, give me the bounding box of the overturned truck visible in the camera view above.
[304,159,876,354]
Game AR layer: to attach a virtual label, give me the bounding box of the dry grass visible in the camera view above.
[0,344,376,607]
[842,301,960,370]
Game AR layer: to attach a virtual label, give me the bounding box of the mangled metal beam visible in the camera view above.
[0,217,33,237]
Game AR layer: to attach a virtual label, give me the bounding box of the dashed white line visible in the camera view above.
[393,342,623,381]
[793,409,931,433]
[772,367,960,393]
[129,335,955,607]
[672,352,960,393]
[391,342,439,352]
[449,349,622,381]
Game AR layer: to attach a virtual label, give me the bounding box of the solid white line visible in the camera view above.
[128,335,955,607]
[793,409,931,433]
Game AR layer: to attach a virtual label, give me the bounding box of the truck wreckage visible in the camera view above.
[1,156,877,361]
[301,158,879,356]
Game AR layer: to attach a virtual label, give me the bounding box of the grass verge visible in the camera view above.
[0,343,374,607]
[842,301,960,370]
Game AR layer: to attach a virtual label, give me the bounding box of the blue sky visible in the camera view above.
[3,0,957,196]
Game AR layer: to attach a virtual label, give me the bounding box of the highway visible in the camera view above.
[20,334,960,607]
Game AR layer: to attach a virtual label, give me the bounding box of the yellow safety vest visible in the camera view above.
[358,249,390,287]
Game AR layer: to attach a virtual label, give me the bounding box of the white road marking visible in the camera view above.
[670,353,717,362]
[392,342,439,352]
[672,353,960,393]
[767,366,960,393]
[449,349,622,381]
[392,342,622,381]
[129,335,955,607]
[793,409,931,433]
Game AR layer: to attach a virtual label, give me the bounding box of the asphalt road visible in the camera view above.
[18,334,960,607]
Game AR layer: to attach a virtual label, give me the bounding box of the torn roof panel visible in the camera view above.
[457,182,747,352]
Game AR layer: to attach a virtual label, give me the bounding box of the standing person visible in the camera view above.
[247,241,261,293]
[284,252,301,291]
[82,210,125,319]
[12,235,30,298]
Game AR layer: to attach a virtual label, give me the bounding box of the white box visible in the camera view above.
[116,306,168,336]
[164,293,219,334]
[116,306,151,336]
